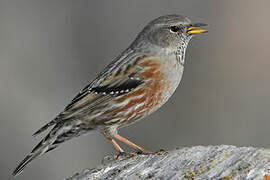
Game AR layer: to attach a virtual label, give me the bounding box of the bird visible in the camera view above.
[13,14,207,176]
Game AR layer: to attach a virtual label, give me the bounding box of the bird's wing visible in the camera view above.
[33,51,157,136]
[62,74,145,119]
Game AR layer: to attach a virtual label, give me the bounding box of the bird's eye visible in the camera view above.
[169,26,180,33]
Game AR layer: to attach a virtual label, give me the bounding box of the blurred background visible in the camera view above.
[1,0,270,179]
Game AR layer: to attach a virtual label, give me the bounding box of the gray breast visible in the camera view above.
[159,58,184,107]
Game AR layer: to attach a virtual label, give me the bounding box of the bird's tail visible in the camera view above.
[12,149,43,176]
[12,138,50,176]
[12,122,75,176]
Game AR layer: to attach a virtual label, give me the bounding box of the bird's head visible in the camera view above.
[132,14,207,55]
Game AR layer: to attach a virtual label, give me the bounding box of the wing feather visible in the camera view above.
[33,52,149,136]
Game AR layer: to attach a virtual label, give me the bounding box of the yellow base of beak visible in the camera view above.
[187,27,207,35]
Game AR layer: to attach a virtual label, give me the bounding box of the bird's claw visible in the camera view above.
[116,151,136,159]
[153,149,170,155]
[102,149,169,164]
[135,150,152,155]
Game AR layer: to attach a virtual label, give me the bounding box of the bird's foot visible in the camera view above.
[135,150,152,155]
[116,151,137,159]
[134,149,170,155]
[153,149,170,155]
[102,151,137,164]
[102,149,168,164]
[102,155,116,164]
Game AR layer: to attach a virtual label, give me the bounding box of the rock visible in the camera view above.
[66,145,270,180]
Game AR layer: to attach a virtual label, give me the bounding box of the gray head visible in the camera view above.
[131,15,207,54]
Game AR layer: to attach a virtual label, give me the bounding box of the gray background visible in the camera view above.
[1,0,270,179]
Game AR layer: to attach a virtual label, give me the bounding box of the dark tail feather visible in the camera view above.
[12,151,42,176]
[32,121,56,137]
[13,123,76,176]
[13,130,56,176]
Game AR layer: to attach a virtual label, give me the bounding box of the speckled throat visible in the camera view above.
[175,36,191,66]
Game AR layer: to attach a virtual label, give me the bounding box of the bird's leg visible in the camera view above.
[114,134,151,153]
[106,137,124,153]
[104,136,135,159]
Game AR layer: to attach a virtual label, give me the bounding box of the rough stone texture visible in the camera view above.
[66,145,270,180]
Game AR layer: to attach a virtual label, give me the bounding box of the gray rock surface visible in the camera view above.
[66,145,270,180]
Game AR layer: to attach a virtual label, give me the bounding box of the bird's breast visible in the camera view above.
[96,57,184,128]
[159,58,184,105]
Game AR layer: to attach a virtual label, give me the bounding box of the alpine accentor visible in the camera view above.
[13,14,207,176]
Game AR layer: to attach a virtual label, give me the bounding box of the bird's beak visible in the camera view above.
[187,23,208,35]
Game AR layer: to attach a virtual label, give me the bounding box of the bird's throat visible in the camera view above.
[175,38,191,66]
